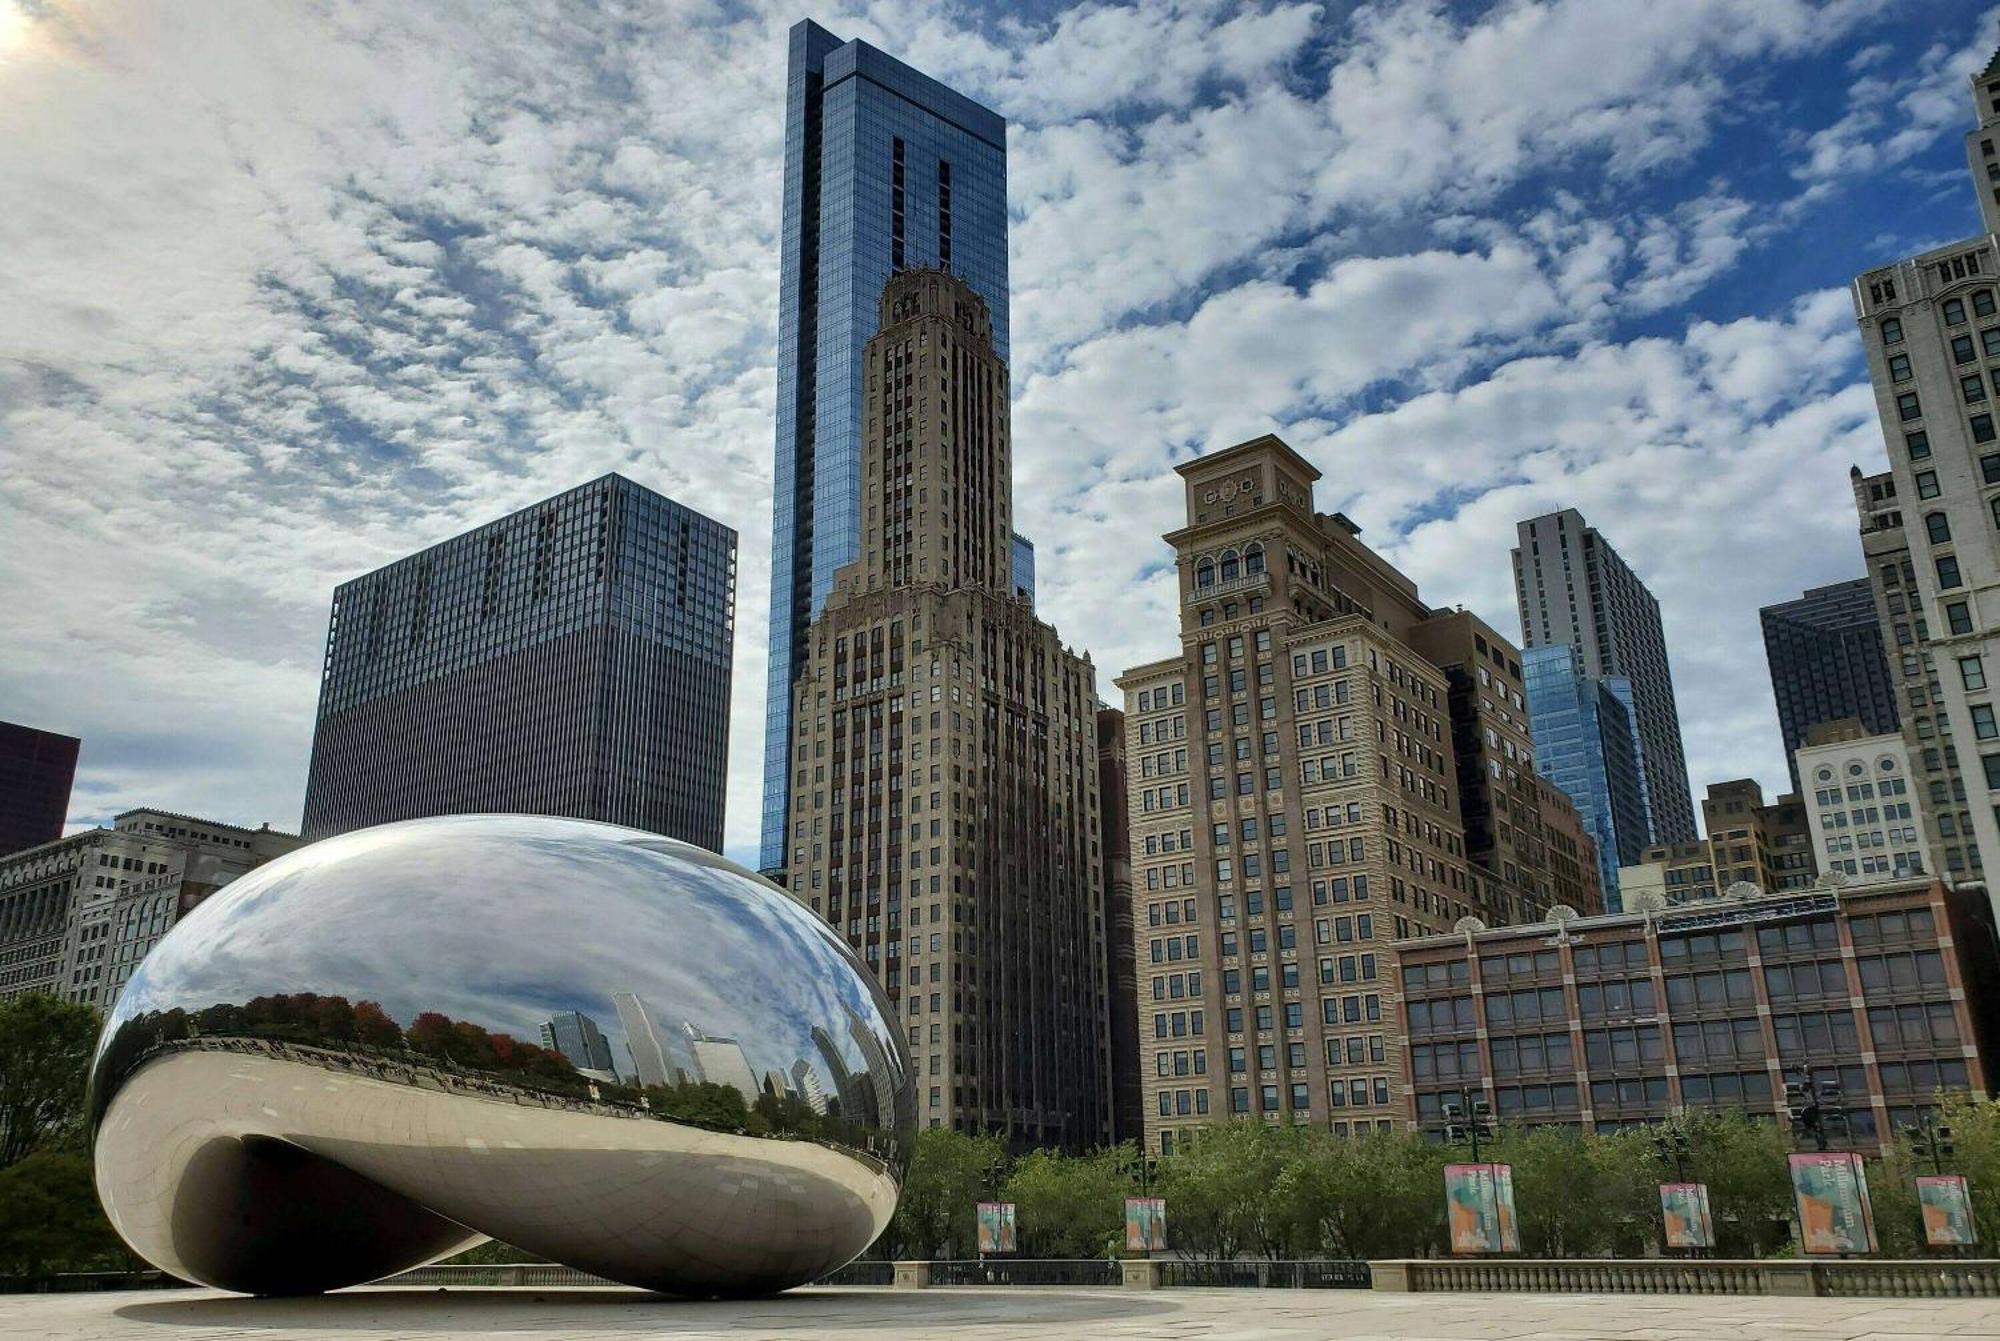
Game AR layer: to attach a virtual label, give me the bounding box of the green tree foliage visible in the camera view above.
[1002,1146,1132,1258]
[1272,1128,1451,1258]
[1154,1122,1300,1258]
[0,1150,130,1275]
[879,1127,1007,1259]
[0,993,100,1169]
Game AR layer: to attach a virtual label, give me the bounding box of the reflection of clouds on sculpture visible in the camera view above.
[111,817,896,1113]
[90,815,911,1296]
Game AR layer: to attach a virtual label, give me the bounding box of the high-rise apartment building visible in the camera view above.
[1521,643,1649,906]
[301,475,735,849]
[779,270,1109,1148]
[1702,779,1815,893]
[1851,52,2000,906]
[0,809,299,1006]
[0,722,79,857]
[1514,509,1697,845]
[1760,579,1901,792]
[1398,875,1996,1146]
[1117,435,1575,1152]
[762,20,1015,873]
[1798,719,1931,883]
[1851,468,1978,878]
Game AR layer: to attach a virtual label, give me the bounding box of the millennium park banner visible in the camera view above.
[976,1201,1017,1255]
[1918,1175,1978,1248]
[1790,1152,1878,1255]
[1659,1182,1717,1250]
[1445,1162,1520,1255]
[1125,1197,1167,1253]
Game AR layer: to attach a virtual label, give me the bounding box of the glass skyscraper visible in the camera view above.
[761,20,1012,871]
[1522,644,1649,908]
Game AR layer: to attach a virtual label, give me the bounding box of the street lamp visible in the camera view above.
[1906,1111,1957,1176]
[1438,1089,1496,1161]
[1784,1072,1848,1151]
[1653,1121,1693,1183]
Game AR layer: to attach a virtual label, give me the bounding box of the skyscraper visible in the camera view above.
[762,20,1013,873]
[0,722,79,857]
[1513,509,1696,845]
[1521,643,1649,906]
[780,269,1109,1148]
[540,1010,617,1080]
[1850,49,2000,897]
[1850,467,1975,878]
[1115,434,1585,1154]
[301,475,735,848]
[1760,578,1900,791]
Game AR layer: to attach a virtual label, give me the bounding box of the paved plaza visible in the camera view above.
[8,1286,2000,1341]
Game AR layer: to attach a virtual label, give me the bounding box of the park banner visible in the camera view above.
[1445,1162,1520,1255]
[976,1201,1017,1255]
[1790,1152,1878,1255]
[1125,1196,1167,1253]
[1918,1175,1977,1248]
[1659,1182,1716,1250]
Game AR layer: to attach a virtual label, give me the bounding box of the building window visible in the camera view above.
[1947,298,1968,325]
[1983,453,2000,482]
[1964,373,1989,405]
[1899,393,1923,422]
[1948,602,1974,635]
[1962,656,1987,690]
[1954,335,1978,364]
[1882,316,1904,344]
[1908,430,1933,459]
[1938,556,1964,590]
[1927,512,1952,544]
[1890,353,1914,380]
[1975,704,1999,741]
[1984,754,2000,791]
[1985,328,2000,358]
[1978,290,1998,319]
[1917,470,1940,498]
[1975,417,1998,446]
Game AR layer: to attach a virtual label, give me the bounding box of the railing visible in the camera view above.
[1184,572,1272,607]
[1372,1258,2000,1297]
[0,1270,189,1294]
[927,1259,1122,1287]
[1160,1260,1371,1289]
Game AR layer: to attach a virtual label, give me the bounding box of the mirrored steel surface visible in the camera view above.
[88,815,912,1297]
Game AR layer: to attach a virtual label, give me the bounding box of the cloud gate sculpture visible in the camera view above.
[88,815,913,1297]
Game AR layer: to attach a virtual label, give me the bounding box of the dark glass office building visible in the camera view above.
[1760,578,1900,791]
[302,475,734,849]
[761,19,1013,871]
[0,722,80,856]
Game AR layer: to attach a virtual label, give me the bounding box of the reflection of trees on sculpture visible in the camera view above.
[93,994,898,1165]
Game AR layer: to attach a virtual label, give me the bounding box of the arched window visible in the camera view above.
[1219,550,1240,582]
[1195,557,1215,588]
[1244,543,1265,576]
[1926,511,1952,544]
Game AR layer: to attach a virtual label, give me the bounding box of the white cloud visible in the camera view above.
[0,0,1967,867]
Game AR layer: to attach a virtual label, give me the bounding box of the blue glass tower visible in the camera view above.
[761,20,1011,871]
[1522,644,1649,909]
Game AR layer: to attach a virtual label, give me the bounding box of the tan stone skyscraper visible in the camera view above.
[1116,435,1566,1153]
[779,269,1109,1148]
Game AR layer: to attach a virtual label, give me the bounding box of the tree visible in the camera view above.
[0,1149,130,1275]
[878,1127,1006,1259]
[1494,1123,1653,1257]
[1003,1146,1130,1258]
[1154,1122,1300,1258]
[1677,1112,1795,1258]
[0,993,99,1169]
[1274,1127,1450,1259]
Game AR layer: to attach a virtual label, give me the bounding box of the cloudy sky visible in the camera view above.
[2,0,1994,868]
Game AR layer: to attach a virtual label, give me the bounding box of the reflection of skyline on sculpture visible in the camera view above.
[89,815,912,1296]
[103,817,908,1131]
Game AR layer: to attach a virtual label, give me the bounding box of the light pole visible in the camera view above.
[1653,1121,1693,1183]
[1438,1088,1495,1161]
[1906,1111,1957,1176]
[1784,1072,1848,1152]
